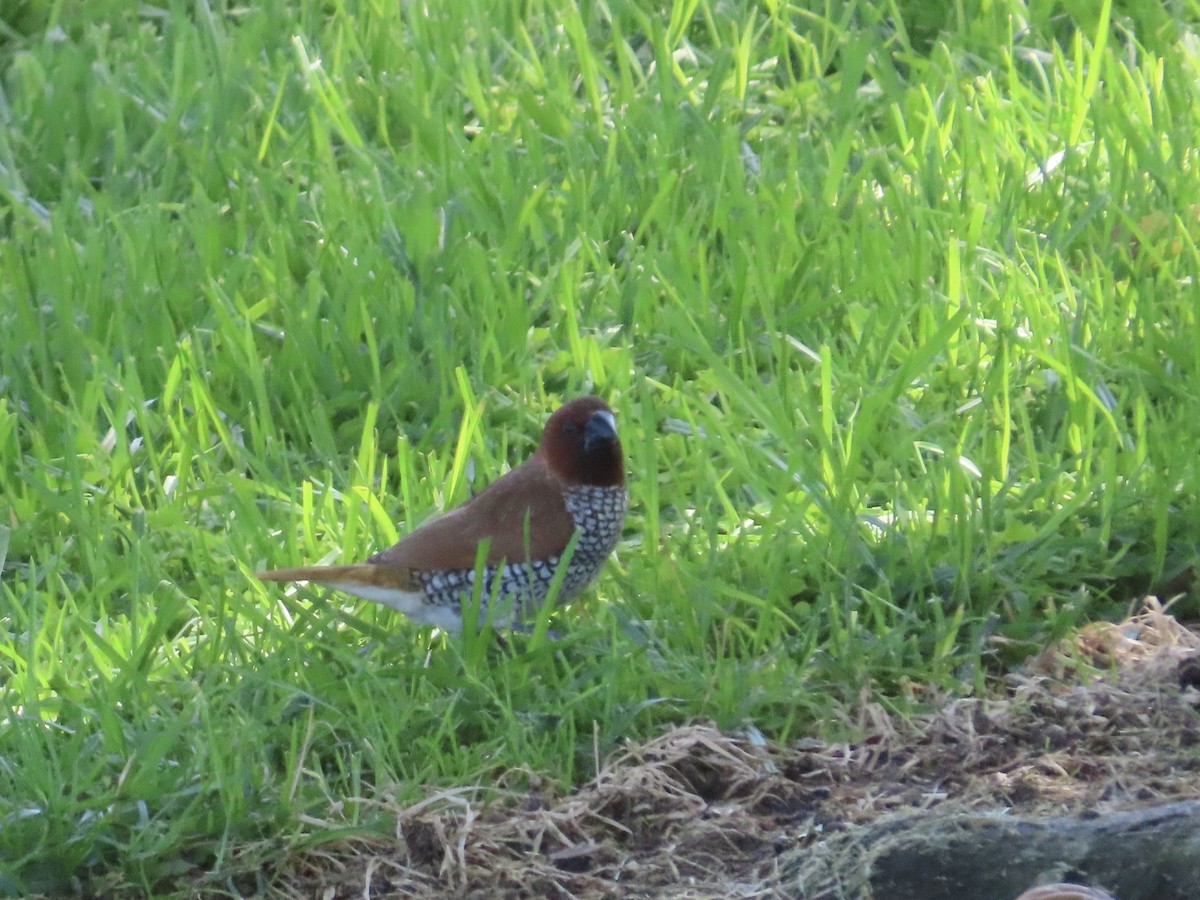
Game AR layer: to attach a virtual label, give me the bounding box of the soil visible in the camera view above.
[265,598,1200,899]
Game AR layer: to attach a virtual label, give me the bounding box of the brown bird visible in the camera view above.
[258,396,627,631]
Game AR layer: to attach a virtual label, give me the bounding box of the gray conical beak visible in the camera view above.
[584,410,618,453]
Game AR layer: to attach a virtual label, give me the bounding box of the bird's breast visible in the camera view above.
[562,484,628,561]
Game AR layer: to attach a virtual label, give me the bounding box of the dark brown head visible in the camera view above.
[539,397,625,488]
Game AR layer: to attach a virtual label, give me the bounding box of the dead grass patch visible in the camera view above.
[261,599,1200,899]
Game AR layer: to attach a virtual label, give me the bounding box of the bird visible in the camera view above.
[257,396,627,631]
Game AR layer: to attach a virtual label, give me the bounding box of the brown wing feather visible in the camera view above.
[368,456,576,571]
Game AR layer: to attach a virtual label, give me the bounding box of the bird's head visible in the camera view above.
[540,396,625,488]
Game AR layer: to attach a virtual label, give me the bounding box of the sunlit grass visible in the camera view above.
[1,0,1198,892]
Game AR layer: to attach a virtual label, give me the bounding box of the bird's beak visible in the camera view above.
[584,410,618,453]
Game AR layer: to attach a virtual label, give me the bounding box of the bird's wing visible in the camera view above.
[368,457,577,571]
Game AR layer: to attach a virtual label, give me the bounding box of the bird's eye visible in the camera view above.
[562,421,581,437]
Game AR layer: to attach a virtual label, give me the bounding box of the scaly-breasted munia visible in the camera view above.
[257,396,627,631]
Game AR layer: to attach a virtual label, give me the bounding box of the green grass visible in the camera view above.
[2,0,1199,893]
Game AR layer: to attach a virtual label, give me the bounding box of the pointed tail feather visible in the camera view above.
[256,563,420,592]
[257,562,460,628]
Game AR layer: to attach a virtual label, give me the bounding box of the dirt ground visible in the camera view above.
[267,598,1200,899]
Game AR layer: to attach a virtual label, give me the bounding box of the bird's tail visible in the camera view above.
[256,564,420,591]
[257,563,450,625]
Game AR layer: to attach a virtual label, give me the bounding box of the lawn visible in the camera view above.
[1,0,1198,894]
